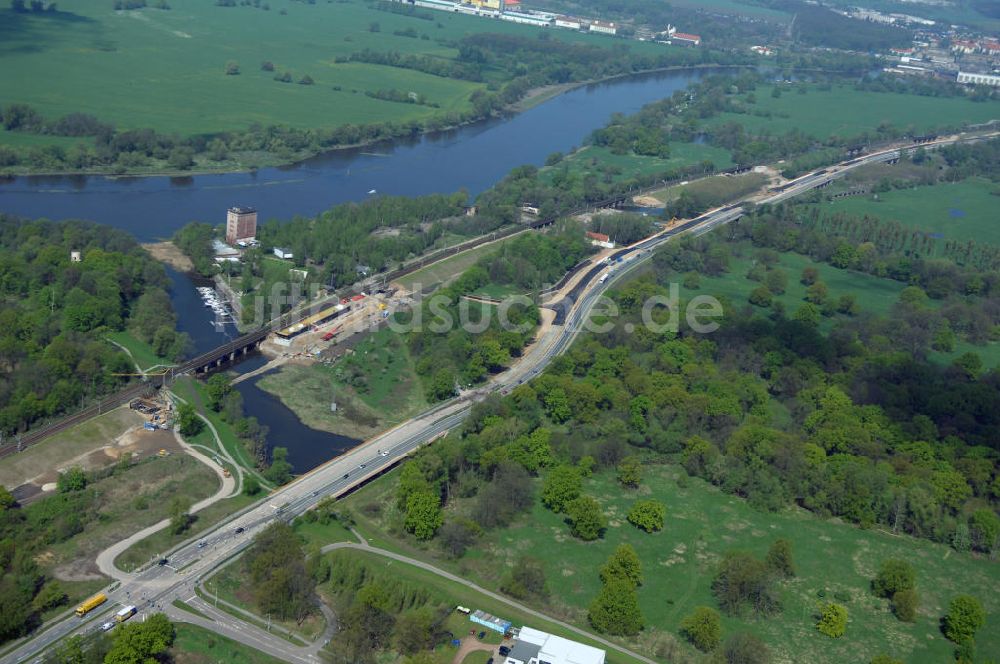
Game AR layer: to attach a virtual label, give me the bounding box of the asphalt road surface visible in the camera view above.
[4,132,994,664]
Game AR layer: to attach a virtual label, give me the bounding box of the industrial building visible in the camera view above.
[274,303,349,345]
[470,609,512,634]
[586,231,615,249]
[503,626,606,664]
[671,32,701,46]
[555,15,582,29]
[957,71,1000,87]
[588,19,617,35]
[225,206,257,245]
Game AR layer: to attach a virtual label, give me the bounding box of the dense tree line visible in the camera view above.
[386,228,1000,558]
[583,72,987,176]
[0,216,184,435]
[202,374,275,476]
[776,1,913,52]
[243,523,316,622]
[403,226,590,402]
[0,458,190,646]
[315,548,451,664]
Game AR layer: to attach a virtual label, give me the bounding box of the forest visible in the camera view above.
[353,219,999,660]
[0,216,186,435]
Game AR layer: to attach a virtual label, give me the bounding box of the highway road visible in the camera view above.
[4,131,995,664]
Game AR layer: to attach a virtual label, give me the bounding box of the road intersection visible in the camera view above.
[4,132,993,664]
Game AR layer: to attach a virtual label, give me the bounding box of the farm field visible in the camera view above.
[543,142,735,186]
[703,85,1000,139]
[0,0,659,139]
[818,177,1000,246]
[256,327,428,439]
[339,462,1000,664]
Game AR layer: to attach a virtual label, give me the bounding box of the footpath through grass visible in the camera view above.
[107,330,171,373]
[115,493,256,571]
[340,462,1000,664]
[172,376,265,481]
[324,548,651,664]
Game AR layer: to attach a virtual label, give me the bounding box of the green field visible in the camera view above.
[340,462,1000,664]
[675,241,908,319]
[257,326,428,440]
[545,142,735,186]
[820,177,1000,246]
[661,240,1000,368]
[704,85,1000,139]
[0,0,658,139]
[107,330,171,373]
[115,492,257,571]
[652,171,767,206]
[397,236,513,292]
[171,622,284,664]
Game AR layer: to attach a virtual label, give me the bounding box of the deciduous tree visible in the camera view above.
[566,495,605,540]
[680,606,721,651]
[600,543,642,587]
[816,602,847,638]
[627,499,665,533]
[943,594,985,644]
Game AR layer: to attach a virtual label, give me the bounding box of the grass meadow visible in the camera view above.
[662,240,1000,368]
[0,0,659,139]
[819,177,1000,246]
[544,143,735,186]
[704,85,1000,140]
[338,462,1000,664]
[256,326,428,439]
[171,623,284,664]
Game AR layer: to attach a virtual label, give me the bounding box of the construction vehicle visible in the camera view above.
[115,605,137,623]
[76,593,107,617]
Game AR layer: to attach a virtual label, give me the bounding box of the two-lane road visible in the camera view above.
[6,131,995,664]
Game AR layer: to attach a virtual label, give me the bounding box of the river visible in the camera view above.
[0,67,710,470]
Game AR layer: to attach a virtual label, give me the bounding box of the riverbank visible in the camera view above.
[0,65,738,180]
[143,241,194,272]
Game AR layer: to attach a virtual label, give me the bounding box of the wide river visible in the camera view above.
[0,68,709,470]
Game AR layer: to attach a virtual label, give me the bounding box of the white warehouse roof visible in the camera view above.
[510,626,605,664]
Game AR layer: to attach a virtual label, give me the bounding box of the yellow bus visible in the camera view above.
[75,593,107,617]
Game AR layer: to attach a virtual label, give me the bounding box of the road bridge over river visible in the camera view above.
[9,132,996,663]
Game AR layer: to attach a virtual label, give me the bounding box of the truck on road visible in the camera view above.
[116,606,137,623]
[76,593,107,617]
